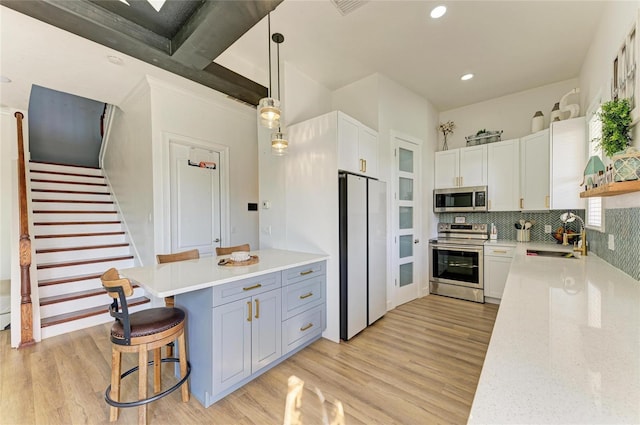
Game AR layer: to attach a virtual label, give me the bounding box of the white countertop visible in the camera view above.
[469,242,640,424]
[120,249,328,298]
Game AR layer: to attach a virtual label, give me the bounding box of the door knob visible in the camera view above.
[414,239,419,244]
[213,238,220,243]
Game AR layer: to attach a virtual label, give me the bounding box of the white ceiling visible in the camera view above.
[215,0,607,111]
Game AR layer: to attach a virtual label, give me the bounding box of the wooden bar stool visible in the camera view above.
[101,268,190,425]
[156,249,199,357]
[215,243,250,256]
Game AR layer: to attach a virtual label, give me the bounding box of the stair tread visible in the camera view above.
[35,231,125,239]
[30,170,104,179]
[32,188,111,195]
[33,210,116,214]
[39,272,104,287]
[36,243,129,254]
[40,284,140,306]
[29,160,101,170]
[40,297,150,327]
[32,199,114,204]
[34,220,121,225]
[37,255,134,269]
[31,178,107,187]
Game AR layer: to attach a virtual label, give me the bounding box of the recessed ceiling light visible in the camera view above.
[430,5,447,19]
[461,73,474,81]
[0,76,12,83]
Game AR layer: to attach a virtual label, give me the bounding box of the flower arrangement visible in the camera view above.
[438,121,455,150]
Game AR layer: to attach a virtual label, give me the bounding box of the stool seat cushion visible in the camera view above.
[111,307,185,341]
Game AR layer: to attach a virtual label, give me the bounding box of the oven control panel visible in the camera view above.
[438,223,488,233]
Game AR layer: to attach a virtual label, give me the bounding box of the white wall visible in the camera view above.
[148,78,260,252]
[332,75,380,131]
[283,61,332,127]
[103,79,155,266]
[579,1,640,209]
[259,61,333,250]
[439,78,580,150]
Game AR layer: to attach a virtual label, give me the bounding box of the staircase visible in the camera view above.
[29,161,150,339]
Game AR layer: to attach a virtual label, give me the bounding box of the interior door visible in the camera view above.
[170,142,221,257]
[393,135,421,307]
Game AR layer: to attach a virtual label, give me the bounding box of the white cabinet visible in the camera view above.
[520,129,550,210]
[434,145,487,189]
[487,139,520,211]
[337,112,379,178]
[484,244,516,301]
[550,117,586,210]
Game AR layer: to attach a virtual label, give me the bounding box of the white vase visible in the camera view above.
[531,111,544,133]
[550,102,562,122]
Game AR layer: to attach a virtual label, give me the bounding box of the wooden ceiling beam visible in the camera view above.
[0,0,275,106]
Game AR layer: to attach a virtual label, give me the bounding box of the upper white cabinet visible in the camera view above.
[337,112,379,178]
[520,129,550,210]
[434,145,487,189]
[550,117,586,210]
[487,139,520,211]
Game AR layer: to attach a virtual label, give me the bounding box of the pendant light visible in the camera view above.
[270,31,288,155]
[258,14,281,129]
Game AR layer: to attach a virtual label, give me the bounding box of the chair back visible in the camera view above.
[156,248,200,264]
[101,267,134,345]
[215,244,250,256]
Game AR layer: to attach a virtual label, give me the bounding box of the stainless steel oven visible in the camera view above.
[429,223,487,303]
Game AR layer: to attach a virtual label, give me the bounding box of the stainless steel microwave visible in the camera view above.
[433,186,488,213]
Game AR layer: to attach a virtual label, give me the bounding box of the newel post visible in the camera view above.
[15,111,35,348]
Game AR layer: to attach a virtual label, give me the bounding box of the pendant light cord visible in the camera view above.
[277,41,281,100]
[267,14,272,98]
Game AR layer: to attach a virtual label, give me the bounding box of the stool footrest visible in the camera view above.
[105,358,191,408]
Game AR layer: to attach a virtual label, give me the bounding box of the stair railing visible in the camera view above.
[15,112,35,347]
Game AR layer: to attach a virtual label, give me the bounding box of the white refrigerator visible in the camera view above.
[339,172,387,340]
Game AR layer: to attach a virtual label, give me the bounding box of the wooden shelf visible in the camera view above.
[580,180,640,198]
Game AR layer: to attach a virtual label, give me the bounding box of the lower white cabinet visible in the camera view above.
[484,244,516,301]
[177,262,326,408]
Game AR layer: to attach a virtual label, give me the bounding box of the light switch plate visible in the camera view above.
[608,234,615,250]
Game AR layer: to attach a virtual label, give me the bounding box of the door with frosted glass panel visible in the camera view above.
[394,136,421,306]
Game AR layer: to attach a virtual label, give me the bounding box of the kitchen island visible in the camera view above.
[469,242,640,424]
[121,249,328,407]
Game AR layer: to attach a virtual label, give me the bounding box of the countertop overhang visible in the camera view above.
[120,249,329,298]
[469,242,640,424]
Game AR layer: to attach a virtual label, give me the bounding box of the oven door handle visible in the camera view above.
[429,244,484,253]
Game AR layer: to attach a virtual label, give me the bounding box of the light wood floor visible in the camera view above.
[0,295,498,425]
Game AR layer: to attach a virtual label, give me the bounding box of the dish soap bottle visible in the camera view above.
[490,223,498,240]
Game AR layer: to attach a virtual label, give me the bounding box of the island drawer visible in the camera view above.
[212,272,281,307]
[282,305,324,354]
[283,261,326,286]
[282,275,325,320]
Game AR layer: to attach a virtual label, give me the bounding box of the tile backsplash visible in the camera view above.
[438,207,639,282]
[588,208,640,281]
[438,209,585,243]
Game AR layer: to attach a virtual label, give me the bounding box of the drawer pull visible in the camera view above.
[299,270,313,276]
[300,323,313,331]
[247,301,252,322]
[299,292,313,299]
[243,283,262,291]
[493,250,507,254]
[255,299,260,319]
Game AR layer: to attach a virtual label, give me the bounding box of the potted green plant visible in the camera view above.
[598,97,632,157]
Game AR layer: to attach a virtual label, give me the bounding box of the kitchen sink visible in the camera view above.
[526,249,576,259]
